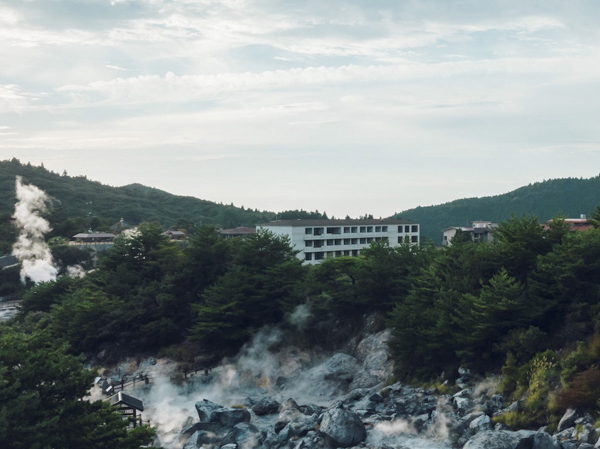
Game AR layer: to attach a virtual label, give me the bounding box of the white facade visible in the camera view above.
[261,219,420,265]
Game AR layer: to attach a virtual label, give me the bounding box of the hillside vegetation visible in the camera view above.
[395,176,600,244]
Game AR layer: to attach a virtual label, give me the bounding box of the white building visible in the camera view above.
[261,219,420,265]
[442,221,499,246]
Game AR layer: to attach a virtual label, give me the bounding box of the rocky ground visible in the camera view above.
[96,328,600,449]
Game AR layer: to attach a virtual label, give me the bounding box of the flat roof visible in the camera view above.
[110,392,144,411]
[220,227,256,235]
[261,218,416,227]
[73,233,115,239]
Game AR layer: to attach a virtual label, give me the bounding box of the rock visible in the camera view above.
[319,406,366,448]
[280,398,301,413]
[224,422,261,448]
[214,407,251,427]
[561,442,577,449]
[487,394,504,414]
[579,444,595,449]
[183,428,229,448]
[456,411,485,432]
[277,414,319,444]
[194,399,250,427]
[323,353,360,383]
[221,445,237,449]
[463,430,535,449]
[179,422,223,442]
[576,424,596,444]
[554,427,575,440]
[532,431,560,449]
[557,408,578,432]
[469,415,492,434]
[195,399,224,423]
[369,392,384,403]
[454,397,473,416]
[252,397,281,416]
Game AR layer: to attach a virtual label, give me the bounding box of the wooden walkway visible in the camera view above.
[0,301,19,311]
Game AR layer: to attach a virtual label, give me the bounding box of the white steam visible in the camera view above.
[66,264,86,278]
[11,176,58,284]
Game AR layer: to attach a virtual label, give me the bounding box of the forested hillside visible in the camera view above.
[0,158,277,253]
[395,176,600,244]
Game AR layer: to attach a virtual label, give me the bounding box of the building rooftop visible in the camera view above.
[262,218,415,227]
[72,233,115,239]
[109,392,144,412]
[220,226,256,235]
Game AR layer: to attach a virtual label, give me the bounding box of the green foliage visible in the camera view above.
[0,158,275,251]
[0,325,154,449]
[395,176,600,243]
[190,230,306,354]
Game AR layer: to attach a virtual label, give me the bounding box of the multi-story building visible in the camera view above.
[260,219,420,265]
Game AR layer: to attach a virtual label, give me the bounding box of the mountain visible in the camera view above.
[0,158,275,252]
[394,176,600,244]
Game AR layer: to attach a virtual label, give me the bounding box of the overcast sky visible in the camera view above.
[1,0,599,217]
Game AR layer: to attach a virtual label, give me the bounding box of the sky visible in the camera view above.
[1,0,600,218]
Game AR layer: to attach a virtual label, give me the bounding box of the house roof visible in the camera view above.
[163,230,186,236]
[261,218,415,227]
[0,255,19,269]
[442,227,473,232]
[220,227,256,235]
[72,233,115,239]
[109,392,144,411]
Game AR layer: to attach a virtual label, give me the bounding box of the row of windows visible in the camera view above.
[305,250,360,261]
[306,237,389,247]
[305,225,417,235]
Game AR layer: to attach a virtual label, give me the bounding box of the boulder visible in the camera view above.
[319,406,366,448]
[487,394,504,414]
[323,353,360,383]
[214,407,251,427]
[195,399,224,423]
[463,430,535,449]
[252,397,281,416]
[532,431,560,449]
[223,422,261,449]
[557,408,578,432]
[194,399,250,427]
[469,415,492,434]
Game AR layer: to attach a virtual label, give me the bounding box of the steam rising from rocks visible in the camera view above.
[11,176,58,284]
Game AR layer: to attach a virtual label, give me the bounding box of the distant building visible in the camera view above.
[162,230,186,240]
[260,218,419,265]
[0,255,19,270]
[544,214,593,232]
[220,227,256,239]
[69,233,115,250]
[442,221,499,246]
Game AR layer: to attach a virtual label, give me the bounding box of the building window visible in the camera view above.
[360,238,366,244]
[367,237,373,243]
[314,227,323,236]
[343,227,350,233]
[343,250,350,256]
[398,237,402,244]
[314,241,323,248]
[327,239,334,246]
[411,235,418,243]
[335,251,342,257]
[305,228,312,235]
[305,240,313,247]
[343,239,350,244]
[352,250,358,256]
[360,226,366,232]
[351,238,358,244]
[305,253,313,261]
[382,236,388,242]
[314,252,324,260]
[412,225,418,233]
[382,226,388,232]
[327,227,341,234]
[405,225,410,233]
[351,227,357,233]
[335,239,341,245]
[367,226,373,232]
[375,237,381,242]
[375,226,381,232]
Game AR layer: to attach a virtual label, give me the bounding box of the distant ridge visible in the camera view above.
[394,176,600,244]
[0,158,275,252]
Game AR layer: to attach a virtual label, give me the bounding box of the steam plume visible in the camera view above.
[12,176,58,284]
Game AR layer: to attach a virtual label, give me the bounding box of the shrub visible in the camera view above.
[555,368,600,413]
